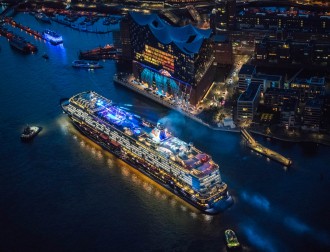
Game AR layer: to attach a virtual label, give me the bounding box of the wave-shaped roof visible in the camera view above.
[129,12,211,55]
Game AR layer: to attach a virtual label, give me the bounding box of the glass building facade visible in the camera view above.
[125,12,215,105]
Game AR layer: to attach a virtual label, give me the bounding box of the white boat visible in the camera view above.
[72,60,103,69]
[42,29,63,45]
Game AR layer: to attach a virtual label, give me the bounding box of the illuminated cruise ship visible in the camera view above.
[61,91,232,214]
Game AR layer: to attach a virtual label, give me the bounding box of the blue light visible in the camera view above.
[96,100,103,106]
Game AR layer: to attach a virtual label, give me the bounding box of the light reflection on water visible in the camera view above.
[3,13,329,251]
[242,224,277,252]
[62,120,206,220]
[241,191,270,212]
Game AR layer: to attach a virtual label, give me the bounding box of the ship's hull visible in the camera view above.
[61,100,232,214]
[9,41,29,53]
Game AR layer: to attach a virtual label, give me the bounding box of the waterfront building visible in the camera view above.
[252,73,282,93]
[212,34,234,66]
[302,98,324,132]
[119,16,132,61]
[264,88,300,112]
[290,76,326,102]
[237,64,256,92]
[280,101,297,129]
[210,0,236,33]
[121,12,215,105]
[236,6,330,34]
[237,82,261,122]
[112,30,122,52]
[254,36,330,66]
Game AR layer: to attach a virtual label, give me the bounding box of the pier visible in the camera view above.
[241,128,292,167]
[0,26,37,52]
[3,17,44,40]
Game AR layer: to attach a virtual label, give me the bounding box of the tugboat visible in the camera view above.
[20,126,42,141]
[225,229,240,249]
[35,12,51,24]
[42,53,49,59]
[72,60,103,69]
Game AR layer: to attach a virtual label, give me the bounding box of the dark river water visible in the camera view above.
[0,12,330,252]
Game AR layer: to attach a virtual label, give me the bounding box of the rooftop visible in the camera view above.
[129,12,212,55]
[238,64,256,76]
[294,76,326,86]
[238,82,261,102]
[253,73,282,82]
[305,98,324,108]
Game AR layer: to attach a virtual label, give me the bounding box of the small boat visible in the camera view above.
[42,53,49,59]
[35,12,51,24]
[225,229,240,249]
[42,29,63,45]
[20,126,42,141]
[72,60,103,69]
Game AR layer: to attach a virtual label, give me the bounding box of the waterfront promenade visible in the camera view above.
[114,74,330,147]
[113,74,240,133]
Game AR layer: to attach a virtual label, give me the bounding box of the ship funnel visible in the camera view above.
[157,122,165,130]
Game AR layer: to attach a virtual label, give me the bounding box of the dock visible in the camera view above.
[3,16,45,40]
[241,128,292,167]
[0,26,37,52]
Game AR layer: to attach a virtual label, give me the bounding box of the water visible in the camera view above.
[1,13,330,252]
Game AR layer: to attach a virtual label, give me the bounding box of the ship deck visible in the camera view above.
[69,91,219,176]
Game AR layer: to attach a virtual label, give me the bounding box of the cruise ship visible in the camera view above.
[61,91,232,214]
[42,29,63,45]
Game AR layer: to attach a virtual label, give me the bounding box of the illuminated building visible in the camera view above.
[302,98,324,132]
[122,12,215,105]
[237,6,330,33]
[212,34,234,66]
[264,88,300,112]
[237,64,256,92]
[237,82,261,122]
[252,73,282,93]
[255,36,330,66]
[290,77,326,102]
[280,101,297,129]
[210,0,236,33]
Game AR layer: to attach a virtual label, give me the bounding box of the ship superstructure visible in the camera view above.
[61,91,231,213]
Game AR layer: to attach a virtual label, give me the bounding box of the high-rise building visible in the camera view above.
[212,34,233,66]
[210,0,236,34]
[121,12,216,105]
[237,82,261,122]
[302,98,324,132]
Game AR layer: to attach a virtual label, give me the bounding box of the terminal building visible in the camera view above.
[237,82,261,122]
[121,12,215,105]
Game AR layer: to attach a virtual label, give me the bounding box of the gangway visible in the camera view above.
[241,128,292,167]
